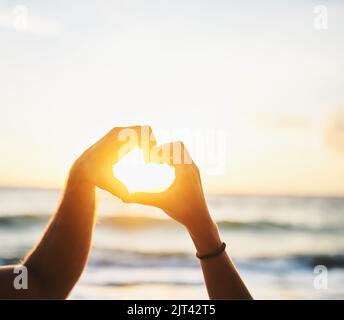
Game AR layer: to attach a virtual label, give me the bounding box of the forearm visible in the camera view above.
[188,218,252,300]
[23,171,96,298]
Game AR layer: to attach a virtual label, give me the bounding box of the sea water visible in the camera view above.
[0,187,343,299]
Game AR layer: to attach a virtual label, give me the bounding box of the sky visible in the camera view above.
[0,0,344,195]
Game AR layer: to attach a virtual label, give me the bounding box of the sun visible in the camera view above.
[113,148,175,193]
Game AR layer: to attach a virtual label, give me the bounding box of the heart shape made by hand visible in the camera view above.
[113,147,175,193]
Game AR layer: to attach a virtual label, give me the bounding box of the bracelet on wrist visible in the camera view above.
[196,242,226,260]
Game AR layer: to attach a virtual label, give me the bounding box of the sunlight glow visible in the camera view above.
[113,148,175,193]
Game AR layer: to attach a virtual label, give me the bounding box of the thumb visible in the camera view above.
[102,177,129,200]
[124,192,161,207]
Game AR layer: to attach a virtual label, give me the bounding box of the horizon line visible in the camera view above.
[0,184,343,199]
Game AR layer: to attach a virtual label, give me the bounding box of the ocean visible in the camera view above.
[0,187,343,299]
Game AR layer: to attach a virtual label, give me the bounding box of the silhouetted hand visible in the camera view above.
[125,142,217,240]
[125,141,252,299]
[71,125,156,199]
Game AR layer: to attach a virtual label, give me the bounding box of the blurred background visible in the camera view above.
[0,0,343,299]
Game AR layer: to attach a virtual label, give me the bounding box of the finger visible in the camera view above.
[150,143,173,164]
[139,125,157,163]
[151,141,193,167]
[111,126,140,161]
[124,192,162,207]
[116,125,156,148]
[101,176,129,200]
[114,125,156,162]
[140,125,157,148]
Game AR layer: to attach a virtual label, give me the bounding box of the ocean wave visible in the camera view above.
[87,249,197,269]
[0,214,48,226]
[86,249,344,270]
[99,280,203,287]
[217,220,341,233]
[99,215,174,228]
[287,254,344,269]
[2,246,343,271]
[0,213,341,234]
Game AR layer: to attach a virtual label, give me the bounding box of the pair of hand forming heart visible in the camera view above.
[71,126,220,251]
[3,125,250,300]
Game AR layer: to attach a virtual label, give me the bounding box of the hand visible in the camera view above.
[70,125,156,199]
[125,141,222,253]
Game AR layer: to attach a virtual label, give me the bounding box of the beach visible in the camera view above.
[0,187,343,299]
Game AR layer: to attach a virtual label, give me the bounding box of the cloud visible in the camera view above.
[325,109,344,154]
[0,5,62,37]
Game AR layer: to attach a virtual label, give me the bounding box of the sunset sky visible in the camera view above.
[0,0,344,195]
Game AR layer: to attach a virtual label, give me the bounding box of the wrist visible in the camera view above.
[67,162,94,191]
[69,159,88,183]
[187,219,222,256]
